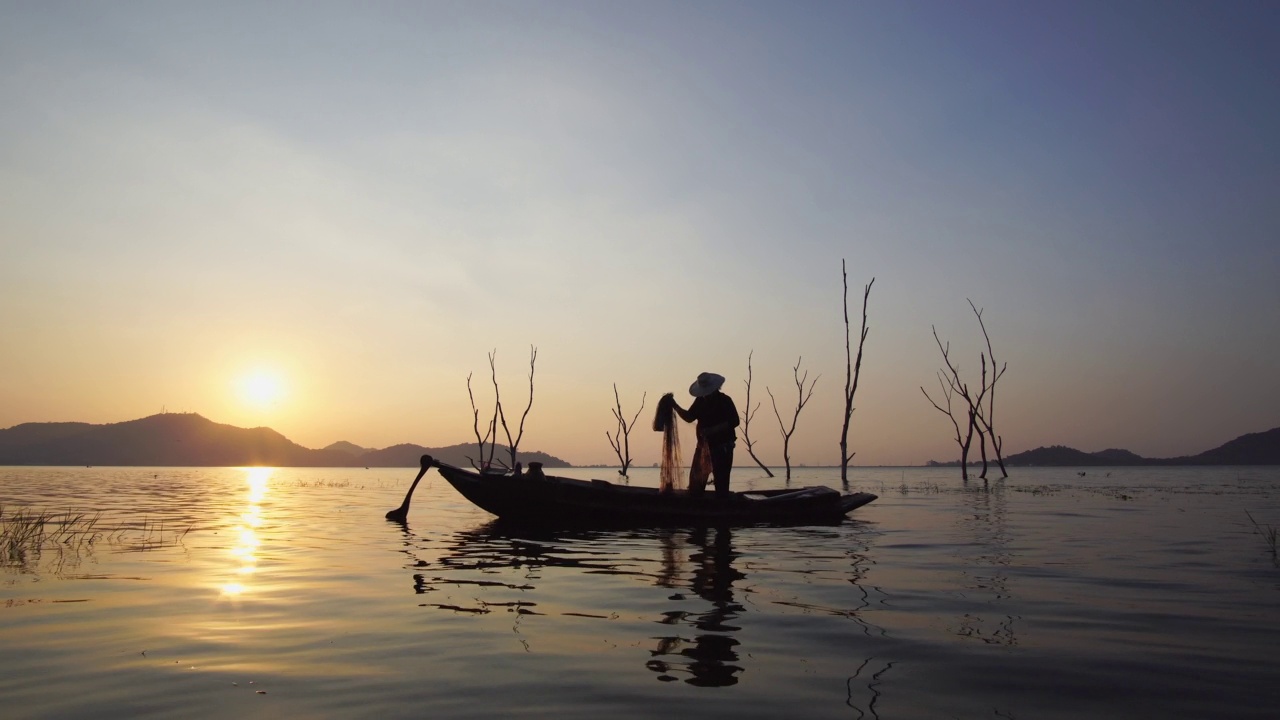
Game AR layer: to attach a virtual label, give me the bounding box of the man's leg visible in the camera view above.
[711,444,734,498]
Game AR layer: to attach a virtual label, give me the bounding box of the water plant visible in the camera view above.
[2,505,191,571]
[2,506,102,569]
[1244,510,1278,559]
[293,479,354,488]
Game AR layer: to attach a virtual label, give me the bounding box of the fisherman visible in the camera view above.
[664,372,739,499]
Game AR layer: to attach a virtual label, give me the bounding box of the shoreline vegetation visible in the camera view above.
[1,505,192,573]
[0,412,1277,468]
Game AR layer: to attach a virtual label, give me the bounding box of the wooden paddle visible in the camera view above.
[385,455,434,522]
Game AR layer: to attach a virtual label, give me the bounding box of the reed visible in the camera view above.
[2,506,103,567]
[874,481,949,496]
[1245,510,1278,558]
[108,517,194,552]
[2,505,190,569]
[2,506,44,564]
[293,479,353,488]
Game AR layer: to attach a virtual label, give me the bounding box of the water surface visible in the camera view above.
[3,465,1278,719]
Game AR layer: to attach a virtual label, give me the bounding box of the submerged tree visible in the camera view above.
[969,300,1009,478]
[466,369,498,471]
[921,361,976,480]
[739,351,774,477]
[922,300,1008,482]
[466,346,538,472]
[768,357,820,482]
[839,262,874,486]
[606,384,646,477]
[923,326,989,481]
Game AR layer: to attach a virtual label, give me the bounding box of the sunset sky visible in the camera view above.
[3,2,1277,467]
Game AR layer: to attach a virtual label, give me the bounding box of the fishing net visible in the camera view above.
[652,394,684,493]
[688,441,711,494]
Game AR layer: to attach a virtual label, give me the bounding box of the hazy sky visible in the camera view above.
[3,1,1277,466]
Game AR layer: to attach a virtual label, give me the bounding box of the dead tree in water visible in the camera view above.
[739,351,774,477]
[498,346,538,471]
[839,262,874,486]
[467,346,538,471]
[606,384,645,477]
[921,367,975,480]
[969,300,1009,478]
[922,326,991,481]
[768,357,819,481]
[466,370,498,471]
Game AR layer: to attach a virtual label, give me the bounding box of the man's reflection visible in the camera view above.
[647,526,746,686]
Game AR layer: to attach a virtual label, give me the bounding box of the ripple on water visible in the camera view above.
[2,466,1280,719]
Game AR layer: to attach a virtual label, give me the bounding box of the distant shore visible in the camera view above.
[3,413,1277,467]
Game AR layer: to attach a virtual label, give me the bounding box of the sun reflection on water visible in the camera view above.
[220,467,271,598]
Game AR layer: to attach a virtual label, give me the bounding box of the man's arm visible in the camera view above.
[665,393,696,423]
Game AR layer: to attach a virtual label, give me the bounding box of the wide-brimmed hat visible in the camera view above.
[689,372,725,397]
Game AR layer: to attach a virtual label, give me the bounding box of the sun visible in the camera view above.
[237,369,286,409]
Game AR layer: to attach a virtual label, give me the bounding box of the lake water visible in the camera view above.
[2,465,1278,719]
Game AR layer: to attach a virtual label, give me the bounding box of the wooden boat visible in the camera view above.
[386,455,877,526]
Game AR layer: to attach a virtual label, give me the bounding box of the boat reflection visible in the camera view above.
[646,526,746,686]
[410,522,750,687]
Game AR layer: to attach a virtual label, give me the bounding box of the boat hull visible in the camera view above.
[433,462,877,527]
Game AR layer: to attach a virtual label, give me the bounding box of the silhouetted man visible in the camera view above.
[666,372,739,498]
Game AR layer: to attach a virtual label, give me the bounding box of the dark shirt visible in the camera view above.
[688,392,740,446]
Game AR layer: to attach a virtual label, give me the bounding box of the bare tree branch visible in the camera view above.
[466,370,497,471]
[769,356,820,481]
[739,350,774,477]
[487,350,506,470]
[921,370,976,481]
[976,353,990,478]
[924,328,982,480]
[925,323,1001,482]
[495,345,537,470]
[839,262,874,485]
[606,383,646,477]
[968,299,1009,478]
[467,346,537,473]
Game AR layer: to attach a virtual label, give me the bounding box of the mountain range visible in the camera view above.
[3,413,1276,469]
[927,426,1280,467]
[0,413,570,468]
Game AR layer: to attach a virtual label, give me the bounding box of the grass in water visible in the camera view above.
[2,505,192,572]
[1,506,102,569]
[293,479,355,488]
[1245,510,1278,560]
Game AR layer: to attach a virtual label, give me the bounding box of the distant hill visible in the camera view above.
[355,442,568,469]
[984,446,1153,467]
[0,413,571,468]
[0,421,97,452]
[1168,427,1280,465]
[324,441,369,457]
[1089,448,1146,464]
[933,426,1280,467]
